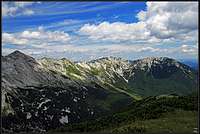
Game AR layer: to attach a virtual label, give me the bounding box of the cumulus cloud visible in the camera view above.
[79,2,198,43]
[2,27,70,46]
[2,2,39,17]
[145,2,198,39]
[79,21,151,42]
[136,10,146,21]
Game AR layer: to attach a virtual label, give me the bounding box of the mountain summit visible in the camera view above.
[8,50,26,56]
[2,51,198,132]
[6,50,35,60]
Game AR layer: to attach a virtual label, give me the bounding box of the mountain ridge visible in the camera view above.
[2,50,198,133]
[3,50,197,96]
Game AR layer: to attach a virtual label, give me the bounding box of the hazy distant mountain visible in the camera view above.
[2,51,198,133]
[180,59,198,70]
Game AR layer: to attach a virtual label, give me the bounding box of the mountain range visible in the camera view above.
[1,51,198,133]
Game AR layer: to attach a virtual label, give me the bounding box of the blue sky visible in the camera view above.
[2,2,198,61]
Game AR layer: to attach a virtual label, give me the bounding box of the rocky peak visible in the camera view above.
[130,57,186,74]
[133,57,178,66]
[135,57,173,62]
[6,50,37,64]
[88,56,129,64]
[7,50,27,58]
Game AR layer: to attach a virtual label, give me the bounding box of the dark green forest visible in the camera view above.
[49,92,198,134]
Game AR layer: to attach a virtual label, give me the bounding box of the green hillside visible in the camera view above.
[51,93,198,134]
[36,57,198,103]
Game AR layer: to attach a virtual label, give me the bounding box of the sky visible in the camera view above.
[2,2,198,61]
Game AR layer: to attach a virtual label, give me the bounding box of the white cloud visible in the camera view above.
[79,2,198,43]
[21,27,70,42]
[58,19,81,25]
[2,2,39,17]
[23,9,34,15]
[14,2,35,7]
[38,44,89,53]
[136,10,146,21]
[2,33,29,45]
[181,44,197,54]
[79,21,151,42]
[145,2,198,39]
[37,19,84,31]
[2,27,70,46]
[93,45,162,54]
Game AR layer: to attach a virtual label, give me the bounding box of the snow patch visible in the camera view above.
[59,115,69,124]
[77,62,91,70]
[27,112,32,119]
[73,98,78,102]
[37,99,51,109]
[35,111,38,117]
[43,106,48,110]
[115,67,123,76]
[123,77,128,83]
[62,107,71,113]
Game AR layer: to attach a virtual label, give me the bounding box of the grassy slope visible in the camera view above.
[112,110,198,134]
[128,69,197,96]
[50,93,198,133]
[40,58,198,100]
